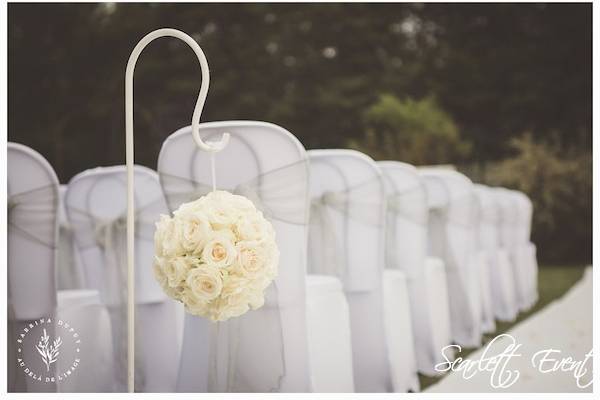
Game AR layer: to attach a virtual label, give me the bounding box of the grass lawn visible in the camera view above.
[418,264,588,390]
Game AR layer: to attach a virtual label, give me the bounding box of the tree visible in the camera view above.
[348,94,470,164]
[481,134,591,264]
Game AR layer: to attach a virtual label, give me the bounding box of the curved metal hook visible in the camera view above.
[125,28,230,153]
[125,28,230,392]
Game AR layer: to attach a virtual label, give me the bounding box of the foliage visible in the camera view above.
[7,3,591,264]
[478,135,592,264]
[348,94,471,164]
[8,3,591,177]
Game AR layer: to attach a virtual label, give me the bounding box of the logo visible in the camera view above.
[434,333,593,389]
[35,328,62,371]
[16,317,81,383]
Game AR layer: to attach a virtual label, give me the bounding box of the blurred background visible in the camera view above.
[8,3,591,266]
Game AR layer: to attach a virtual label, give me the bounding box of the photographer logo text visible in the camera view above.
[15,317,81,383]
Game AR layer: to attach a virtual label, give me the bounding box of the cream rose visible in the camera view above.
[154,214,185,257]
[186,265,223,302]
[202,233,237,268]
[181,288,210,315]
[210,295,250,321]
[164,256,195,287]
[235,213,272,241]
[178,213,212,254]
[234,240,269,277]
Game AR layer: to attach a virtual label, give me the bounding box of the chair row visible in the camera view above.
[7,122,537,392]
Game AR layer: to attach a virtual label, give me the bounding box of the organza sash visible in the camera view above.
[428,194,479,344]
[8,183,58,319]
[158,160,308,392]
[307,178,384,290]
[384,185,428,279]
[446,192,478,229]
[67,194,165,391]
[159,160,308,226]
[67,206,156,302]
[8,184,58,249]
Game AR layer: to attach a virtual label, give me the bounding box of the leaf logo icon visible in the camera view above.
[35,329,62,372]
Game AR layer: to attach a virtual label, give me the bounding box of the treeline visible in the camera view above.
[8,3,591,264]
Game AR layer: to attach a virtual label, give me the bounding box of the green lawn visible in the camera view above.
[418,264,588,390]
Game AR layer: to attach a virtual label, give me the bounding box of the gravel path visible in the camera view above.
[426,268,593,393]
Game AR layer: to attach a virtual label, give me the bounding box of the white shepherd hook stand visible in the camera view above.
[125,28,230,392]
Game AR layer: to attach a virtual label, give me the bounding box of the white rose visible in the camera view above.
[202,233,237,268]
[186,265,223,302]
[164,256,196,287]
[246,287,266,310]
[204,193,238,227]
[178,213,212,254]
[154,261,186,300]
[154,214,185,257]
[154,215,169,256]
[234,240,267,277]
[211,295,250,321]
[152,260,168,287]
[173,198,203,217]
[210,275,252,321]
[234,240,279,279]
[235,212,272,241]
[202,191,253,228]
[227,193,257,213]
[181,288,210,316]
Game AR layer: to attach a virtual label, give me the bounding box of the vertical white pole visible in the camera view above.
[124,28,229,393]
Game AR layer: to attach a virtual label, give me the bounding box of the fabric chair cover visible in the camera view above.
[56,185,84,290]
[471,186,496,333]
[474,185,517,323]
[8,142,60,392]
[305,275,354,392]
[418,169,482,348]
[525,243,539,306]
[158,122,311,392]
[493,188,521,320]
[55,290,114,392]
[423,256,453,360]
[512,190,538,310]
[378,161,451,375]
[307,149,394,392]
[8,143,113,393]
[382,270,420,392]
[65,165,183,392]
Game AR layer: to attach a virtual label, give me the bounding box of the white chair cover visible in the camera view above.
[378,161,452,376]
[474,184,517,323]
[8,143,113,393]
[305,275,354,392]
[307,149,393,392]
[418,169,482,348]
[382,270,420,392]
[493,188,520,320]
[8,142,60,392]
[525,243,539,306]
[512,190,538,310]
[56,185,84,290]
[65,165,183,392]
[423,256,453,360]
[158,122,311,392]
[470,187,496,333]
[55,290,114,392]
